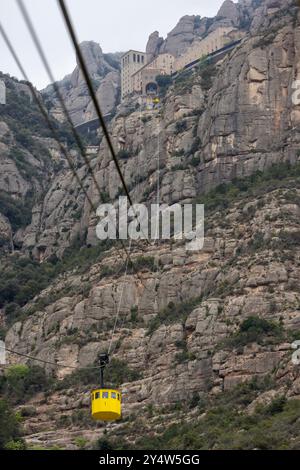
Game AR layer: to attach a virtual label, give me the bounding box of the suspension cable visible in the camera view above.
[0,344,99,370]
[108,238,133,356]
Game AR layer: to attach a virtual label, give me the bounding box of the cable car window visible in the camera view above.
[117,393,120,400]
[102,392,109,399]
[95,392,100,399]
[111,392,116,399]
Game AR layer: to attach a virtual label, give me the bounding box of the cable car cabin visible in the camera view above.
[91,388,121,421]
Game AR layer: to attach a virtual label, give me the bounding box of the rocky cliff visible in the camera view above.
[0,0,300,451]
[43,42,121,126]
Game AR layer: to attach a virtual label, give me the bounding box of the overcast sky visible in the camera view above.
[0,0,226,90]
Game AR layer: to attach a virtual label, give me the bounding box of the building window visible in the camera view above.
[137,54,140,63]
[133,53,136,62]
[142,56,144,63]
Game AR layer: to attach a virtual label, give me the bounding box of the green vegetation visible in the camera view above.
[0,73,75,147]
[198,63,217,91]
[100,256,159,279]
[57,409,97,430]
[133,398,300,450]
[174,69,193,94]
[117,149,131,160]
[0,399,26,450]
[0,364,51,405]
[0,73,80,233]
[0,191,33,231]
[147,297,202,335]
[221,316,284,349]
[195,161,300,214]
[175,340,196,364]
[156,74,173,96]
[0,240,113,322]
[102,377,300,450]
[128,256,158,273]
[55,359,141,390]
[107,359,142,386]
[141,115,152,124]
[174,120,188,134]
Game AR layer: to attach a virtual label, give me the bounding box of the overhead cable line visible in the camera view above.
[0,344,100,370]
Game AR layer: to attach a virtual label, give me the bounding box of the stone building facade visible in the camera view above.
[121,50,147,99]
[174,27,236,71]
[121,27,240,101]
[132,53,175,95]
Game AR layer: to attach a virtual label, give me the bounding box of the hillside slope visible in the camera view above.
[0,0,300,451]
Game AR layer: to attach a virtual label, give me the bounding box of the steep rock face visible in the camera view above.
[197,5,300,192]
[146,0,295,58]
[159,15,202,57]
[25,2,300,258]
[0,75,74,252]
[217,0,240,25]
[85,70,120,119]
[44,42,121,126]
[0,213,12,251]
[5,183,300,447]
[146,31,164,61]
[70,41,108,87]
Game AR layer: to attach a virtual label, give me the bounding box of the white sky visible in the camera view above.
[0,0,227,89]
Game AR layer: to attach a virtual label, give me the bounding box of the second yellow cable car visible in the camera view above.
[91,353,121,422]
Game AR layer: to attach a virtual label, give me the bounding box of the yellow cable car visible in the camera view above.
[91,388,121,421]
[91,353,122,421]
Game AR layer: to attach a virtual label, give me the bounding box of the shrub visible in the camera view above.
[56,359,141,390]
[117,149,130,160]
[141,115,152,124]
[0,191,33,231]
[264,396,287,415]
[199,64,217,91]
[156,75,172,95]
[189,136,201,155]
[195,161,300,216]
[0,399,25,449]
[0,364,51,404]
[222,316,284,348]
[147,297,202,335]
[175,120,188,134]
[93,438,115,450]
